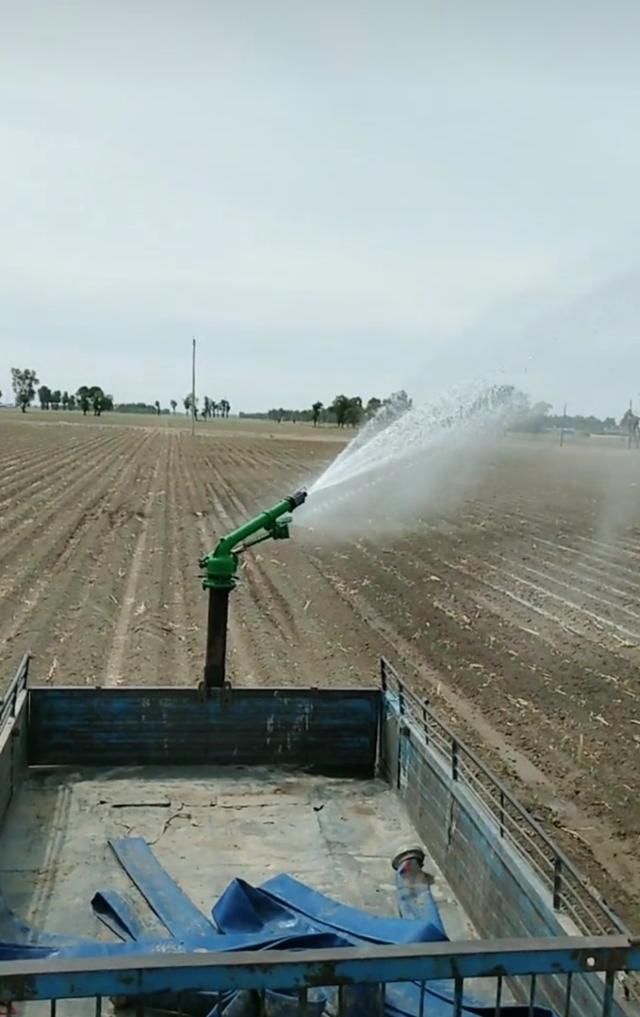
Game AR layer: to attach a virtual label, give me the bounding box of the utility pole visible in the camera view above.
[191,336,196,437]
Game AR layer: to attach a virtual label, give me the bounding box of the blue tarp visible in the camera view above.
[91,889,148,943]
[108,837,217,941]
[262,873,447,942]
[0,838,555,1017]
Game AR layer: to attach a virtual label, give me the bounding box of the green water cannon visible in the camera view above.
[200,489,307,688]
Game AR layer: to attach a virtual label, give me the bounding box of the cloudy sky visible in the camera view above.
[2,1,640,414]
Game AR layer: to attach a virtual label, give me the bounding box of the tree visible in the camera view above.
[621,408,637,430]
[311,401,323,427]
[38,385,52,410]
[486,385,528,416]
[77,386,91,416]
[74,385,111,416]
[331,394,350,428]
[61,391,69,410]
[219,399,230,418]
[365,397,382,418]
[11,368,39,412]
[345,396,363,427]
[533,400,551,415]
[68,393,76,410]
[89,386,105,416]
[387,389,412,415]
[50,389,61,410]
[621,407,639,445]
[154,400,161,416]
[330,394,362,427]
[522,400,552,433]
[116,403,158,414]
[184,393,198,417]
[170,399,177,414]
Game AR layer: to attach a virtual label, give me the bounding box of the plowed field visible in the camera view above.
[2,412,640,926]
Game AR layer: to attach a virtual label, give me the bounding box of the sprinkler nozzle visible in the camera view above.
[287,489,307,509]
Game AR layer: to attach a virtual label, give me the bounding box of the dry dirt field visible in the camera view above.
[2,411,640,926]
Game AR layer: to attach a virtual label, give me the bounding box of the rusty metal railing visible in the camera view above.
[0,653,30,740]
[380,657,627,941]
[0,935,637,1017]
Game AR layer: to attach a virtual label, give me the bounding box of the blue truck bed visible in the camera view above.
[0,656,636,1017]
[1,766,476,948]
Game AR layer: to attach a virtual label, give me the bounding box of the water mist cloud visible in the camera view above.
[297,386,516,540]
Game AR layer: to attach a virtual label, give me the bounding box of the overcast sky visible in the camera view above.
[2,1,640,414]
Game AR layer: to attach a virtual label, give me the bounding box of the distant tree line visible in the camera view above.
[183,395,231,420]
[7,369,115,415]
[237,386,634,437]
[526,409,619,435]
[37,383,115,416]
[240,390,412,427]
[463,386,638,437]
[116,402,172,415]
[3,369,629,440]
[7,367,210,420]
[502,390,620,435]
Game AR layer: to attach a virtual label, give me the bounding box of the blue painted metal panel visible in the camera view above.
[27,687,379,772]
[0,937,636,1002]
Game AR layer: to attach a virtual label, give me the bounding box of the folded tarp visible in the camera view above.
[89,868,456,1017]
[94,844,554,1017]
[94,850,446,949]
[109,837,217,941]
[0,891,97,949]
[213,874,446,944]
[213,879,323,940]
[0,892,54,945]
[263,873,448,943]
[0,930,350,962]
[1,838,556,1017]
[212,875,554,1017]
[91,890,148,943]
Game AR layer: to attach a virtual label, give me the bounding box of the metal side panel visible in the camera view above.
[376,663,626,1017]
[28,687,379,772]
[399,730,607,1017]
[0,690,28,831]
